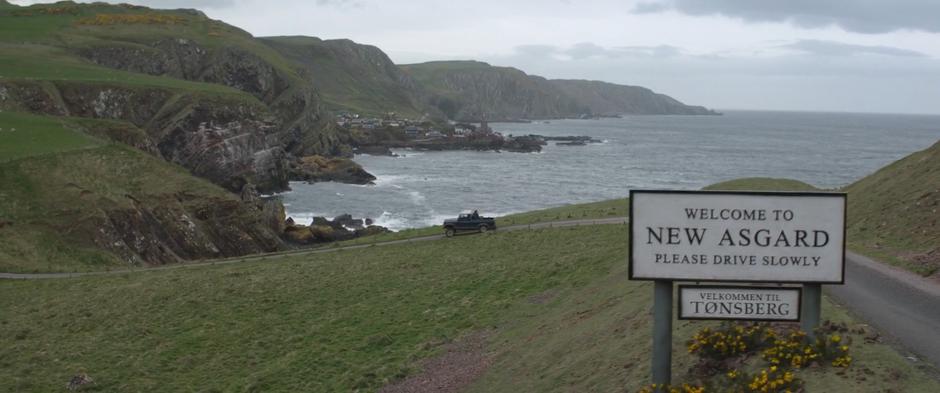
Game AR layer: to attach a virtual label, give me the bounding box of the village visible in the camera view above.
[335,111,547,153]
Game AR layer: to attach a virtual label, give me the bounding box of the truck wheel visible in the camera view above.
[479,225,488,233]
[445,228,455,237]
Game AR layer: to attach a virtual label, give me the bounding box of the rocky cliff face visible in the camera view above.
[90,191,284,265]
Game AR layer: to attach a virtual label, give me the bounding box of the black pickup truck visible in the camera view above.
[443,211,496,237]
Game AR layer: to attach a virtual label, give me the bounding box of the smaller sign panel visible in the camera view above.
[678,285,801,321]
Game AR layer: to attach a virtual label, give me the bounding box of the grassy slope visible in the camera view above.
[261,36,424,118]
[843,141,940,275]
[2,225,936,392]
[0,111,102,162]
[0,3,279,101]
[0,112,248,273]
[703,177,820,192]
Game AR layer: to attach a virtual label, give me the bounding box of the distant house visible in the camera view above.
[426,130,444,139]
[404,126,424,137]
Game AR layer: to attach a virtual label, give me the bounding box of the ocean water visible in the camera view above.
[279,110,940,231]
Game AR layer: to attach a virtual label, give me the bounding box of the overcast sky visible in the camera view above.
[14,0,940,114]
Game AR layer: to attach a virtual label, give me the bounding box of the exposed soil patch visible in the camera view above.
[379,331,491,393]
[907,247,940,278]
[526,289,558,305]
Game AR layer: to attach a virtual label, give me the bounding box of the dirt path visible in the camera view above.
[379,331,492,393]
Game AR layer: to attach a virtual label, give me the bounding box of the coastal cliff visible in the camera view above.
[260,36,431,119]
[0,2,356,193]
[400,60,718,121]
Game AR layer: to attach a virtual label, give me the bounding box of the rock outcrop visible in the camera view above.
[283,214,389,245]
[91,194,283,265]
[290,155,376,185]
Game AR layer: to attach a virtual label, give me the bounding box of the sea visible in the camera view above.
[278,110,940,231]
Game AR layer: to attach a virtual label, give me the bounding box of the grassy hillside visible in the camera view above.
[844,141,940,276]
[703,177,820,192]
[400,60,717,121]
[0,111,102,162]
[0,112,283,273]
[2,225,936,392]
[261,36,426,118]
[400,61,587,121]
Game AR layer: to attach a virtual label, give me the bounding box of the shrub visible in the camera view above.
[76,13,187,26]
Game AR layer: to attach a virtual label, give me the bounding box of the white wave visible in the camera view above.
[391,149,424,158]
[372,211,410,232]
[408,190,426,204]
[284,211,333,226]
[373,174,415,187]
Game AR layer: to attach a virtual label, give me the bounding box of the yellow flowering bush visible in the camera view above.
[745,366,801,392]
[761,329,852,369]
[655,322,855,393]
[687,323,776,360]
[77,13,188,26]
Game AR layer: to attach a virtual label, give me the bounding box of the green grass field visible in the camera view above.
[2,225,937,392]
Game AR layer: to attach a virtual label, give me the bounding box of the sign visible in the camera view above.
[629,190,846,283]
[678,285,801,321]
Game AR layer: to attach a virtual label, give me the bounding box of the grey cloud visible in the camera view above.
[316,0,363,7]
[564,42,608,59]
[514,44,559,57]
[513,43,682,59]
[783,40,927,57]
[632,0,940,34]
[616,45,681,58]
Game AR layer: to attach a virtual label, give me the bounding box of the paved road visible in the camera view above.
[827,251,940,369]
[0,217,628,280]
[3,215,938,371]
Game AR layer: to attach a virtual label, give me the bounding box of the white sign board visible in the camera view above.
[629,190,845,283]
[678,285,801,321]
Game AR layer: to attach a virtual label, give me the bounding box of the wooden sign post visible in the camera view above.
[629,190,846,386]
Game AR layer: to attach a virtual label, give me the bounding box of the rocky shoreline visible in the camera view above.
[283,213,389,245]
